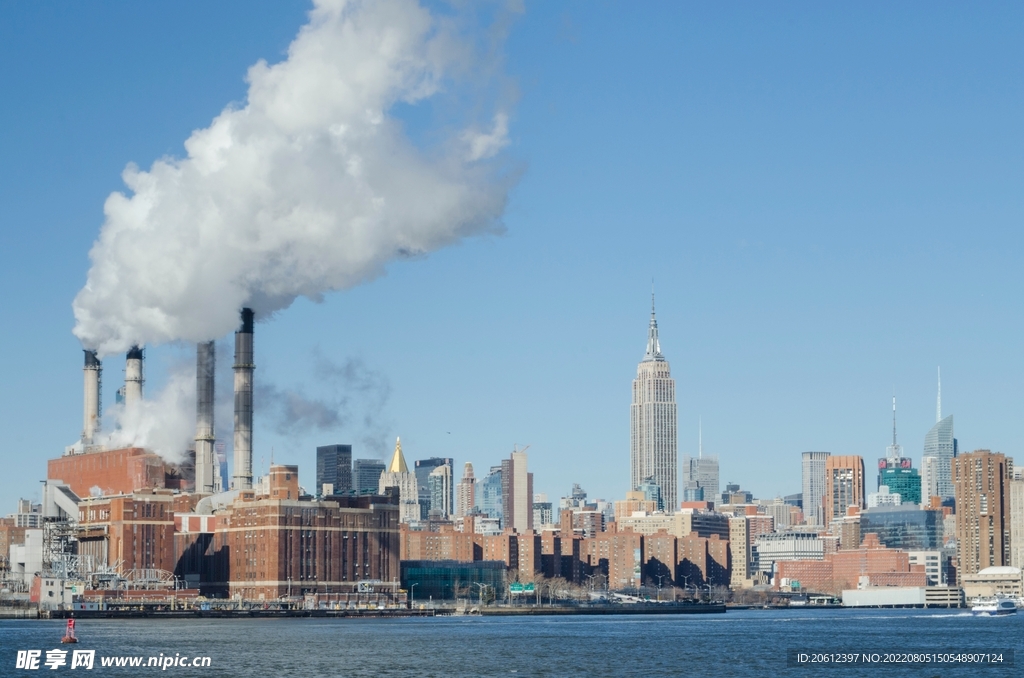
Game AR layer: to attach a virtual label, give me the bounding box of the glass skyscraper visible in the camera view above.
[924,416,957,501]
[924,371,957,502]
[879,466,922,506]
[860,505,944,550]
[477,465,503,526]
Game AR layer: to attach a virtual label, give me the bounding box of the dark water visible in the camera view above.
[1,609,1020,677]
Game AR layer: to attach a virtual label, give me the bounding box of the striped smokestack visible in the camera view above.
[194,341,216,494]
[232,309,254,490]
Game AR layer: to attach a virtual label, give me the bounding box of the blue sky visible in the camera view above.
[1,1,1023,509]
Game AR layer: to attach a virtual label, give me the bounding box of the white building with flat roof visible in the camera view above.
[753,532,824,574]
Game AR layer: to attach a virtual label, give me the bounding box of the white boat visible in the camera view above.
[971,597,1017,615]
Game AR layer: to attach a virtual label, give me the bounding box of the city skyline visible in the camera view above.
[3,2,1024,507]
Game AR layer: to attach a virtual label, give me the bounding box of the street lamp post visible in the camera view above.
[410,583,418,609]
[474,583,490,606]
[654,575,666,602]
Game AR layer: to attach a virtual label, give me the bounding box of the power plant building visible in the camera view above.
[218,469,400,601]
[38,306,408,606]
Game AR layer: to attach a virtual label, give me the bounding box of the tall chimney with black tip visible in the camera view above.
[125,345,144,409]
[232,309,254,490]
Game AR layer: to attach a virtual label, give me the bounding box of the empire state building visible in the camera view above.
[630,296,678,511]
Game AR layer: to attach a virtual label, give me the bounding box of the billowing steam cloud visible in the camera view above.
[101,367,196,464]
[73,0,514,356]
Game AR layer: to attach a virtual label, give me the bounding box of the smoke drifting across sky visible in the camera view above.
[73,0,515,356]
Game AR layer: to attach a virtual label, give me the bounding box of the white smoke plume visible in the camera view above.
[100,367,196,464]
[73,0,515,356]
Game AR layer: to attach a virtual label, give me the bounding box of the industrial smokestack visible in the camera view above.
[232,309,254,490]
[194,341,216,494]
[124,345,144,409]
[82,350,102,444]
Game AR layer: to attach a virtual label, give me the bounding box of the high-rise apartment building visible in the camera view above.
[924,371,957,502]
[801,452,831,526]
[353,458,386,495]
[415,457,453,519]
[824,456,865,527]
[315,444,352,496]
[501,449,533,533]
[1010,473,1024,570]
[455,462,475,520]
[728,516,750,588]
[954,450,1012,581]
[630,296,678,511]
[428,465,453,518]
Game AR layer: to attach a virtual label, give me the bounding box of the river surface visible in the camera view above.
[1,608,1020,677]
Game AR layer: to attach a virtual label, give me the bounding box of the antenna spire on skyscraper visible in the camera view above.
[643,289,663,361]
[886,393,903,462]
[892,394,897,446]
